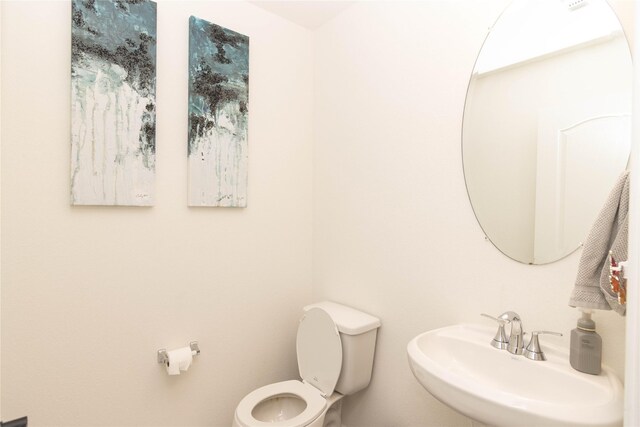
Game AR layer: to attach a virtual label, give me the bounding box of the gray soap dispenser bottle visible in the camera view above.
[570,309,602,375]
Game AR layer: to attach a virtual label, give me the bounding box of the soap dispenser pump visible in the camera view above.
[570,309,602,375]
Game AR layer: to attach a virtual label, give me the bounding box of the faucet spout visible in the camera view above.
[499,311,525,355]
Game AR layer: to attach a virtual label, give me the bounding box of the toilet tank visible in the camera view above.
[304,301,381,396]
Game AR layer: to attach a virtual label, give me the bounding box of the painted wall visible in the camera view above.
[0,2,3,422]
[313,1,633,426]
[0,1,313,426]
[2,0,636,426]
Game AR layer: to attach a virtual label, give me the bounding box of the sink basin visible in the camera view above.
[407,324,623,427]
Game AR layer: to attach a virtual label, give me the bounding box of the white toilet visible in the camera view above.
[232,301,381,427]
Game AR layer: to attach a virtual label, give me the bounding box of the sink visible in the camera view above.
[407,324,623,427]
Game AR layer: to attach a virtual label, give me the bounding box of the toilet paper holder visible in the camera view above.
[157,341,200,365]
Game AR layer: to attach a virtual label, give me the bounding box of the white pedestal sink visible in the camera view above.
[407,324,623,427]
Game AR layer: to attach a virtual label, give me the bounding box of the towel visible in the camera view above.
[569,170,629,315]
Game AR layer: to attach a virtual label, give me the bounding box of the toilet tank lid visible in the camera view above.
[303,301,381,335]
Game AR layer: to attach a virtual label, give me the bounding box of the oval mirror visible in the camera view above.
[462,0,632,264]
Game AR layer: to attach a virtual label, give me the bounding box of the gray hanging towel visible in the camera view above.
[569,170,629,315]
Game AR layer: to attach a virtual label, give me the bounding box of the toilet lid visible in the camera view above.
[296,307,343,397]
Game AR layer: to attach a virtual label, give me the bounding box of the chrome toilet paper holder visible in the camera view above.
[157,341,200,365]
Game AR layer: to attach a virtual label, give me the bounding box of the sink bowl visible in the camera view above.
[407,324,623,427]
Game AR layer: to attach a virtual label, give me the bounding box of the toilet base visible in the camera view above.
[320,395,342,427]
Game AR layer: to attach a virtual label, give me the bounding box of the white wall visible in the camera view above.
[313,1,632,426]
[0,1,313,426]
[2,1,636,427]
[0,1,3,421]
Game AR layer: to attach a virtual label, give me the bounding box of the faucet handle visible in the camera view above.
[524,331,562,361]
[481,313,510,325]
[481,313,510,350]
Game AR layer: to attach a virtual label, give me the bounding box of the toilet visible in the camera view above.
[232,301,381,427]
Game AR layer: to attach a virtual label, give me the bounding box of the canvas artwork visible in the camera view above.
[188,16,249,207]
[71,0,157,206]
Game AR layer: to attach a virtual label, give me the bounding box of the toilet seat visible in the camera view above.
[297,308,343,397]
[235,380,327,427]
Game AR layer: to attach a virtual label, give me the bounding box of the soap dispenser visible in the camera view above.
[570,309,602,375]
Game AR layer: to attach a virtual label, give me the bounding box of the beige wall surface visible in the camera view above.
[313,1,632,426]
[1,0,635,427]
[0,1,3,421]
[1,1,314,426]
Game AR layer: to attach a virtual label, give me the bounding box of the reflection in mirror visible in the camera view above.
[462,0,631,264]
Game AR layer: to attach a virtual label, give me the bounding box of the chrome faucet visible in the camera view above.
[481,311,524,355]
[482,312,563,361]
[523,331,563,361]
[480,312,510,349]
[501,311,525,355]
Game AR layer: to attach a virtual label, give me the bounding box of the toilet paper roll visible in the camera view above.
[165,347,193,376]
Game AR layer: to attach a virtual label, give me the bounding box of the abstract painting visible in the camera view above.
[188,16,249,207]
[71,0,157,206]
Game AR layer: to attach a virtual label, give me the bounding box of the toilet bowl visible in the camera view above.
[232,302,380,427]
[233,380,342,427]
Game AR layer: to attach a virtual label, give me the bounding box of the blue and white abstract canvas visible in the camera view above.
[71,0,157,206]
[188,16,249,207]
